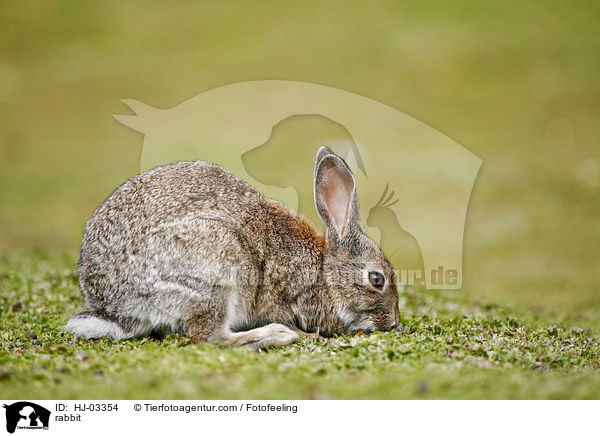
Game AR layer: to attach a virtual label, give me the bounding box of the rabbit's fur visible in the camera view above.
[66,147,399,349]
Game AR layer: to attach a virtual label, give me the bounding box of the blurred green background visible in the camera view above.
[1,0,599,328]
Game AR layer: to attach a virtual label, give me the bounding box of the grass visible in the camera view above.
[2,254,599,399]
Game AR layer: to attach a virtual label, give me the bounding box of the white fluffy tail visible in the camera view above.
[65,311,128,340]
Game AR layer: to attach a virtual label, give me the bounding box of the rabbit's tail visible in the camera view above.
[65,310,130,340]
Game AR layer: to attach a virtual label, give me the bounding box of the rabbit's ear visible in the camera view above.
[314,151,360,245]
[314,146,334,184]
[315,146,334,168]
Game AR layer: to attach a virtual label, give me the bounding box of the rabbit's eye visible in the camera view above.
[368,271,385,290]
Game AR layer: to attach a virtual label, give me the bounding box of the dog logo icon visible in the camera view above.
[3,402,50,433]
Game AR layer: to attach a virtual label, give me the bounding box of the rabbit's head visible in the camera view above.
[314,147,400,333]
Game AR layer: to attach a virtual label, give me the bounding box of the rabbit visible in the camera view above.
[65,146,399,349]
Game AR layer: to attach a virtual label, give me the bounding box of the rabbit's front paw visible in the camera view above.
[222,323,300,350]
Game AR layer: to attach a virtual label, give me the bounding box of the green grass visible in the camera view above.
[2,254,599,399]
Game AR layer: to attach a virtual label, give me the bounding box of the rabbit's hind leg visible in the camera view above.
[184,286,300,349]
[185,309,300,349]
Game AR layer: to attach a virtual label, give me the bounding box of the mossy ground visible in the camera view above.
[2,254,598,399]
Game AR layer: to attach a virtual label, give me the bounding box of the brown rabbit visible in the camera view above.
[66,147,399,349]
